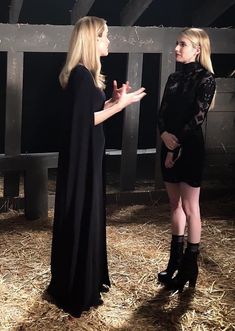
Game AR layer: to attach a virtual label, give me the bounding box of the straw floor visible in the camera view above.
[0,196,234,330]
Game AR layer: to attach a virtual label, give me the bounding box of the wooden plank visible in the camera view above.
[71,0,95,24]
[9,0,24,23]
[215,78,235,93]
[214,93,235,107]
[3,49,23,196]
[193,0,235,26]
[24,167,48,219]
[3,50,23,198]
[120,0,155,26]
[5,50,23,155]
[0,24,235,54]
[0,153,59,171]
[206,111,235,150]
[120,53,143,191]
[213,105,235,112]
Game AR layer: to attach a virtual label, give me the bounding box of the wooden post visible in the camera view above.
[4,50,24,197]
[120,53,143,191]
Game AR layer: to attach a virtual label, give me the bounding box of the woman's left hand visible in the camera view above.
[165,152,175,168]
[111,80,131,103]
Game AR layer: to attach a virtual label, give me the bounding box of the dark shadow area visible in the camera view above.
[114,288,195,330]
[0,214,52,234]
[22,52,66,153]
[0,52,7,154]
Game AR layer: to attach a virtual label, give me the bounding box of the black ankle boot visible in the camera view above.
[158,235,184,284]
[167,242,199,292]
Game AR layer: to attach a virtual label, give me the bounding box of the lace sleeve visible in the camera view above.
[157,75,172,135]
[178,73,216,142]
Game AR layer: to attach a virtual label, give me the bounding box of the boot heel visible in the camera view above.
[189,274,198,288]
[157,236,184,285]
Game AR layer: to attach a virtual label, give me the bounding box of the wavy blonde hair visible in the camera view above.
[59,16,106,89]
[181,27,215,109]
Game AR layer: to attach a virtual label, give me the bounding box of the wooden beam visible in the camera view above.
[9,0,24,23]
[120,53,143,191]
[1,25,235,55]
[71,0,95,24]
[3,49,23,197]
[193,0,235,26]
[120,0,155,26]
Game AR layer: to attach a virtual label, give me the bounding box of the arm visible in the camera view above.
[177,73,216,142]
[94,85,146,125]
[104,80,131,109]
[158,75,180,150]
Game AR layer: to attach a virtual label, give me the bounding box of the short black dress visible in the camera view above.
[158,62,216,187]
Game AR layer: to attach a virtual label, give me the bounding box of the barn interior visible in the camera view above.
[0,1,235,330]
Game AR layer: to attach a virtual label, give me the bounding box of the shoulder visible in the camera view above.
[70,65,94,85]
[196,66,215,86]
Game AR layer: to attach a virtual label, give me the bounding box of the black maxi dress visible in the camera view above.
[158,62,216,187]
[48,65,110,317]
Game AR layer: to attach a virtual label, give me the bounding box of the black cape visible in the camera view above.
[48,65,110,317]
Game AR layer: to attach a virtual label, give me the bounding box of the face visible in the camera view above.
[175,35,200,63]
[97,24,110,57]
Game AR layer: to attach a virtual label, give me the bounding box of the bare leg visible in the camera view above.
[158,182,186,284]
[180,182,201,243]
[165,182,186,235]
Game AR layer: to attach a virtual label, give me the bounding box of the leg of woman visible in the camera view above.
[166,182,201,292]
[158,182,186,284]
[180,182,201,243]
[165,182,186,235]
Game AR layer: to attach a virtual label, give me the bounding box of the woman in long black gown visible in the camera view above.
[47,16,146,317]
[157,28,216,292]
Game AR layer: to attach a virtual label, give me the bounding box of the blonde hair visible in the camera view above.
[181,27,215,109]
[59,16,106,89]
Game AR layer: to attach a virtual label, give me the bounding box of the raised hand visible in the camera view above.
[111,80,131,103]
[117,84,146,110]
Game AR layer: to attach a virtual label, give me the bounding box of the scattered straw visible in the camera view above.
[0,198,234,330]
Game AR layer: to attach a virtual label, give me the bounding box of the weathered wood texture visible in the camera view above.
[120,0,155,26]
[193,0,235,26]
[0,24,234,217]
[206,78,235,153]
[9,0,24,23]
[71,0,95,24]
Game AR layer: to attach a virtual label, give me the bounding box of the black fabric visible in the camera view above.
[48,65,110,316]
[158,62,216,187]
[172,234,184,243]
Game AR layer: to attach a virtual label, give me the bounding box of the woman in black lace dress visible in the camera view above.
[157,28,216,292]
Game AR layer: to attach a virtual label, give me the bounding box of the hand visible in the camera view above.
[111,80,131,103]
[117,84,146,110]
[161,131,180,150]
[165,152,175,168]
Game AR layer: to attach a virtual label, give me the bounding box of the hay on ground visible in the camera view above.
[0,198,234,331]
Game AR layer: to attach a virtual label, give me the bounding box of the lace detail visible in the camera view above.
[158,62,216,143]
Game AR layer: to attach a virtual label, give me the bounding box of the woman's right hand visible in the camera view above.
[94,84,145,125]
[161,131,180,150]
[117,84,146,111]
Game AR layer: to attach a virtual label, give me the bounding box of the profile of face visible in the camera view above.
[175,35,200,64]
[97,24,110,57]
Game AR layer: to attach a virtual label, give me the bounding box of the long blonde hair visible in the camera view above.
[181,27,215,109]
[59,16,106,89]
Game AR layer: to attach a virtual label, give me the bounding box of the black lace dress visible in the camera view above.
[158,62,216,187]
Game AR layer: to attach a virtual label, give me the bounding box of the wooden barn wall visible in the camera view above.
[0,24,234,215]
